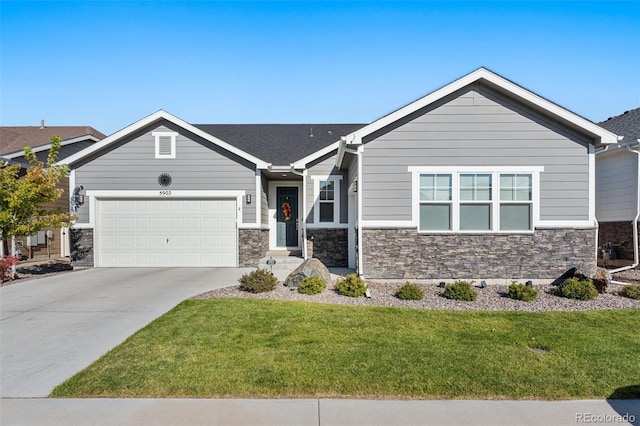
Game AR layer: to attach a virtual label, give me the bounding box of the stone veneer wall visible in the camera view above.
[70,228,94,267]
[306,228,348,267]
[597,221,637,261]
[362,228,596,280]
[238,228,269,267]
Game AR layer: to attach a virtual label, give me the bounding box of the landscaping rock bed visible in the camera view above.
[195,280,640,312]
[1,261,74,287]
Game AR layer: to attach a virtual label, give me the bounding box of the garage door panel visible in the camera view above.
[98,198,237,267]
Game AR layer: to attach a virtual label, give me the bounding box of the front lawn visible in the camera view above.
[52,299,640,399]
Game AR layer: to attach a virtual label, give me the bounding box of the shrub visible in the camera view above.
[620,284,640,300]
[298,276,326,295]
[443,281,477,301]
[238,268,278,293]
[507,282,538,302]
[395,282,424,300]
[336,273,368,297]
[0,255,19,283]
[554,277,598,301]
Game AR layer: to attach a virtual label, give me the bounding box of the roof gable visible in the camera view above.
[342,67,619,147]
[61,110,271,168]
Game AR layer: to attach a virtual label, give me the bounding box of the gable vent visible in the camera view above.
[158,136,172,156]
[152,131,178,159]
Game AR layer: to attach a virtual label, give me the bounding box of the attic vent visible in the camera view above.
[158,137,172,155]
[152,131,178,159]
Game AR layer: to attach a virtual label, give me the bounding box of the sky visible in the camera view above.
[1,1,639,135]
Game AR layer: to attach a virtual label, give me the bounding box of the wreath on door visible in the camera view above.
[281,200,292,221]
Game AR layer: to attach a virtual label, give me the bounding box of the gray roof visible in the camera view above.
[598,108,640,143]
[0,126,106,156]
[194,124,366,165]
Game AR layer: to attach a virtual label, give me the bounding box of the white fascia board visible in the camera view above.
[292,141,340,169]
[3,135,101,159]
[61,110,270,168]
[345,68,618,146]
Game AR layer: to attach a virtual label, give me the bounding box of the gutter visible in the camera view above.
[608,142,640,274]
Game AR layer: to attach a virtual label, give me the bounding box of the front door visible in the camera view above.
[276,187,298,247]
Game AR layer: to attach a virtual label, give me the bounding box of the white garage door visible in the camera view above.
[97,199,237,267]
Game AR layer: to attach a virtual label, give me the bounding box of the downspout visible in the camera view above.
[290,166,307,259]
[609,143,640,275]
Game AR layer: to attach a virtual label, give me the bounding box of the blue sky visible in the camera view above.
[1,1,639,135]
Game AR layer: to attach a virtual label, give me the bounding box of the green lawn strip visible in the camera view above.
[51,299,640,399]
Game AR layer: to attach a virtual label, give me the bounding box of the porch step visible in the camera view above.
[258,252,304,281]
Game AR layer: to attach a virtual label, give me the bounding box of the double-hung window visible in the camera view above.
[319,180,335,222]
[412,167,541,233]
[499,174,532,231]
[312,176,342,225]
[419,174,452,231]
[459,174,492,231]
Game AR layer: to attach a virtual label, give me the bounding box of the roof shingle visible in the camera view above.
[598,108,640,143]
[0,126,106,156]
[194,124,366,165]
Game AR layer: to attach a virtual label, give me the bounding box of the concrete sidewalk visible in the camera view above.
[1,398,638,426]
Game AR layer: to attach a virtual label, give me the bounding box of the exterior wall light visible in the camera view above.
[246,194,251,204]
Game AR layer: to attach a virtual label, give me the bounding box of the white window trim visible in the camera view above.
[408,166,544,234]
[152,131,178,159]
[312,175,343,225]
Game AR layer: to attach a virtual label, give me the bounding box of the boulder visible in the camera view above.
[573,261,611,293]
[284,258,332,288]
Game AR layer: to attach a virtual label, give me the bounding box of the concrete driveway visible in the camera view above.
[0,267,251,398]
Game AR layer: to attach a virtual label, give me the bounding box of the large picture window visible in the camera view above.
[411,167,540,233]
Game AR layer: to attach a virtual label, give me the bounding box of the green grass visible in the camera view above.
[51,299,640,400]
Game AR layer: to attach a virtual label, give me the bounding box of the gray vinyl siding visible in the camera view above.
[596,148,638,222]
[73,123,257,224]
[361,84,593,222]
[306,152,348,224]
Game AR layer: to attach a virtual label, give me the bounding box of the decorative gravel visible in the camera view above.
[195,280,640,312]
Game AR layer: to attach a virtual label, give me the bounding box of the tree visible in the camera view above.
[0,136,73,262]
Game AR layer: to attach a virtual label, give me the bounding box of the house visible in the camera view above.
[61,68,618,282]
[0,123,105,258]
[596,108,640,267]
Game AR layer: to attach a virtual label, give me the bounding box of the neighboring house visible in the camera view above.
[61,68,618,282]
[0,123,105,259]
[596,108,640,265]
